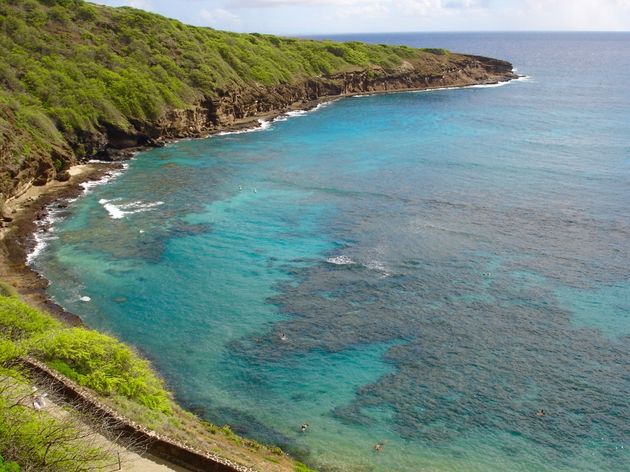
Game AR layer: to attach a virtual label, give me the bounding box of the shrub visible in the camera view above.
[35,328,172,413]
[0,297,60,341]
[0,454,20,472]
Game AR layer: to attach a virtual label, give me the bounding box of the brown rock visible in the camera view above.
[56,171,71,182]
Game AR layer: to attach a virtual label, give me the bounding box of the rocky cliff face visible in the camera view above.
[110,54,515,145]
[4,54,516,203]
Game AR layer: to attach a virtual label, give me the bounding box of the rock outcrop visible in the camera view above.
[87,54,515,152]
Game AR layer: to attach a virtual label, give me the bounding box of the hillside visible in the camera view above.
[0,0,515,204]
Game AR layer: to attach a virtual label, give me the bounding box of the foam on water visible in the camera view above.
[98,198,164,219]
[214,119,272,136]
[326,255,356,265]
[27,211,60,265]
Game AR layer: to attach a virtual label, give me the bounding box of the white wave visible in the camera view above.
[326,255,356,265]
[215,119,271,137]
[285,109,309,117]
[26,205,64,265]
[28,162,133,264]
[79,296,91,302]
[469,75,530,88]
[99,199,164,219]
[273,101,332,123]
[26,232,57,265]
[469,81,512,89]
[80,164,128,194]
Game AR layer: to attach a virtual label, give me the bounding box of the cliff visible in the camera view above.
[0,0,516,207]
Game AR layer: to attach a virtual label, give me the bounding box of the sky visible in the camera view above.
[92,0,630,34]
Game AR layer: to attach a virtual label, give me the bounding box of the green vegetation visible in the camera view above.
[0,293,170,411]
[0,291,117,471]
[38,329,172,412]
[0,290,306,471]
[0,0,456,200]
[0,378,115,472]
[0,455,20,472]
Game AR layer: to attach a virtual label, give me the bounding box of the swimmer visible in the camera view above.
[536,409,546,417]
[373,442,384,452]
[300,423,309,432]
[279,333,288,341]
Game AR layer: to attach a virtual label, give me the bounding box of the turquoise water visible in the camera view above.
[35,33,629,471]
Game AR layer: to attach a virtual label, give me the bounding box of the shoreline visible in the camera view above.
[0,72,520,344]
[0,162,128,325]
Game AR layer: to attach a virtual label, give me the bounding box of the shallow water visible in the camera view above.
[35,33,629,471]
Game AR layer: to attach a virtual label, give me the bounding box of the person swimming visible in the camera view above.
[536,409,546,417]
[280,333,288,341]
[300,423,309,432]
[373,442,384,452]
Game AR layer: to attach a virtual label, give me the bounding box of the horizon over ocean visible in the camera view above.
[33,32,629,471]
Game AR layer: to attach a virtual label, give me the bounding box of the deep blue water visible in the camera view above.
[35,33,629,471]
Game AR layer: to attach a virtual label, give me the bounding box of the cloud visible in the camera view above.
[523,0,630,29]
[199,8,242,27]
[229,0,362,6]
[333,1,389,18]
[442,0,486,8]
[126,0,153,9]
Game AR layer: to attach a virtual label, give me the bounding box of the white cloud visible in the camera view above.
[127,0,153,9]
[523,0,630,30]
[199,8,242,27]
[333,1,389,18]
[230,0,365,6]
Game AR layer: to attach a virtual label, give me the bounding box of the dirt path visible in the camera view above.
[40,393,190,472]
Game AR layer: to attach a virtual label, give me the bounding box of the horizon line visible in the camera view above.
[295,30,630,36]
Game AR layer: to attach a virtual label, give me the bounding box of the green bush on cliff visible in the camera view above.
[0,370,116,472]
[36,328,172,413]
[0,454,20,472]
[0,296,60,341]
[0,295,172,413]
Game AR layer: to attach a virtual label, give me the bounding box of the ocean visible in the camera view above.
[32,33,629,471]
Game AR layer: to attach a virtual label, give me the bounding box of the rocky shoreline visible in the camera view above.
[0,162,116,324]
